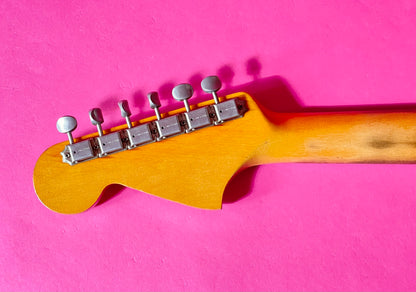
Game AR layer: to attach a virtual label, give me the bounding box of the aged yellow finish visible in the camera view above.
[33,92,416,214]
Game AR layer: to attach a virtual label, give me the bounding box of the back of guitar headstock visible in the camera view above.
[33,76,276,214]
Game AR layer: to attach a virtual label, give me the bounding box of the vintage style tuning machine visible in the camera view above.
[56,116,77,144]
[118,100,154,149]
[201,75,245,124]
[89,108,124,157]
[118,100,133,128]
[147,91,184,140]
[172,83,212,132]
[55,76,249,166]
[201,76,221,104]
[57,116,95,165]
[148,92,162,120]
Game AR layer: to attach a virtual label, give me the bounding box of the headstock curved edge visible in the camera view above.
[33,92,276,214]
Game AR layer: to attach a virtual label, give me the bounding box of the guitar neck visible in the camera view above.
[249,111,416,166]
[33,86,416,214]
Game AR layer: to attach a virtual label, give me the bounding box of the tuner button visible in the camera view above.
[201,76,221,104]
[89,108,104,136]
[172,83,193,101]
[89,108,104,125]
[147,91,161,109]
[147,92,162,120]
[57,116,77,133]
[56,116,77,144]
[118,100,131,118]
[118,100,133,128]
[172,83,193,112]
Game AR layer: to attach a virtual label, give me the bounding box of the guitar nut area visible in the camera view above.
[60,98,248,166]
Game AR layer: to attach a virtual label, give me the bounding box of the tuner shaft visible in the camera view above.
[67,132,75,144]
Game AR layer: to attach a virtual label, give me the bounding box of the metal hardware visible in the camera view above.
[201,75,228,124]
[147,91,162,120]
[201,76,221,104]
[155,115,184,140]
[56,116,77,144]
[125,123,155,148]
[184,107,212,132]
[61,140,95,165]
[89,108,104,136]
[213,98,247,123]
[88,107,124,156]
[118,100,133,128]
[57,76,249,166]
[172,83,193,112]
[118,99,156,148]
[95,132,124,157]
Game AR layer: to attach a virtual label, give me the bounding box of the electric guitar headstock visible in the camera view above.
[34,76,416,214]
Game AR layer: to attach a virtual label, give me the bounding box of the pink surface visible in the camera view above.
[1,0,416,291]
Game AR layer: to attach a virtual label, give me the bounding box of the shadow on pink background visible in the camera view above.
[1,0,416,291]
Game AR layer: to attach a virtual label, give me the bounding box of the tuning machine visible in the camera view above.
[57,116,95,165]
[118,100,154,148]
[56,76,249,166]
[201,75,245,124]
[147,91,184,140]
[172,83,212,132]
[56,116,77,144]
[89,108,124,157]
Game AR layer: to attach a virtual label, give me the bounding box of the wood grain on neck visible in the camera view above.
[248,110,416,167]
[34,91,416,214]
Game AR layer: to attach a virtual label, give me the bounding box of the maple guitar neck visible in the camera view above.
[34,88,416,214]
[248,110,416,167]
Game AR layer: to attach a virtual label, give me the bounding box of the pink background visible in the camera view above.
[1,0,416,291]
